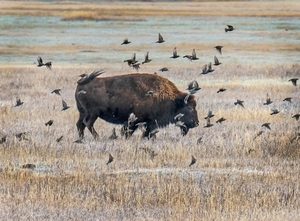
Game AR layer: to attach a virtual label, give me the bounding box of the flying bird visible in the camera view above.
[14,98,24,107]
[215,46,223,54]
[159,67,169,72]
[142,51,151,64]
[21,163,36,169]
[45,120,53,126]
[283,97,292,103]
[77,70,105,85]
[189,155,196,167]
[204,110,214,119]
[225,25,234,32]
[201,64,208,75]
[109,128,118,140]
[270,109,279,115]
[156,33,165,43]
[184,49,198,61]
[216,117,226,124]
[204,118,213,128]
[56,135,63,143]
[253,130,264,140]
[292,114,300,121]
[106,153,114,165]
[214,56,221,66]
[121,38,131,45]
[262,123,271,130]
[124,53,137,66]
[170,47,180,58]
[234,99,244,108]
[187,80,201,94]
[61,99,70,111]
[217,88,226,93]
[36,56,52,69]
[289,78,298,86]
[207,62,214,73]
[51,89,61,96]
[263,94,272,105]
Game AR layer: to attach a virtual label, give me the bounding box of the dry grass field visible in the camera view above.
[0,64,299,220]
[0,0,300,220]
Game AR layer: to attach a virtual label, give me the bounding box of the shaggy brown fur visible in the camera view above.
[75,73,199,139]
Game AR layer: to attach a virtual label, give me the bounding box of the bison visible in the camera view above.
[75,72,199,139]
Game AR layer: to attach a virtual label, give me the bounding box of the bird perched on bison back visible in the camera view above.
[77,70,105,85]
[75,73,199,140]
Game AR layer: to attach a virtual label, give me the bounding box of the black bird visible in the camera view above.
[225,25,234,32]
[124,53,137,66]
[45,120,53,126]
[36,56,52,69]
[21,163,36,169]
[77,70,105,85]
[262,123,271,130]
[142,51,151,64]
[214,56,221,66]
[15,98,24,107]
[56,135,63,143]
[51,89,61,96]
[292,114,300,121]
[216,117,226,124]
[204,110,214,119]
[131,62,140,71]
[263,94,272,105]
[289,78,298,86]
[253,130,264,140]
[217,88,226,93]
[234,99,244,108]
[189,155,196,167]
[207,62,214,73]
[187,80,201,94]
[215,46,223,54]
[107,153,114,165]
[204,118,213,128]
[159,67,169,72]
[0,135,7,144]
[156,33,165,43]
[201,64,208,75]
[184,49,198,61]
[270,109,279,115]
[121,38,131,45]
[61,99,70,111]
[109,128,118,140]
[283,97,292,103]
[170,47,180,58]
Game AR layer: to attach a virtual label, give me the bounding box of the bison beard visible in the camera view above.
[75,73,199,139]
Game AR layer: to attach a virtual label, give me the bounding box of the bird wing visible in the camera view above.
[37,56,43,65]
[227,25,233,29]
[192,49,196,58]
[158,33,163,42]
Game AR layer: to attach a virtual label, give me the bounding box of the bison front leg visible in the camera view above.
[85,114,99,139]
[76,113,86,140]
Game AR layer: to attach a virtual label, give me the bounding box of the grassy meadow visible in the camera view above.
[0,1,300,220]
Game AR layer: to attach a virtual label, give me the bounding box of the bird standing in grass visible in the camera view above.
[142,51,151,64]
[14,98,23,107]
[214,56,221,66]
[170,47,180,58]
[263,94,272,105]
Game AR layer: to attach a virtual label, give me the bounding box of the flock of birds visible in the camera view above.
[1,24,299,167]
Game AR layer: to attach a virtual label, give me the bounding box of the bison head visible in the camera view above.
[175,94,199,135]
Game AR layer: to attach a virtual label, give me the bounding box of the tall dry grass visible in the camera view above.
[0,64,299,220]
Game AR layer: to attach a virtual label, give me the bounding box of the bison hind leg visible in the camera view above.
[85,114,99,139]
[76,112,86,140]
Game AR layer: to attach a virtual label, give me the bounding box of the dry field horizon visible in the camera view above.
[0,0,300,220]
